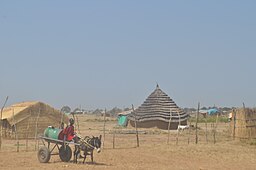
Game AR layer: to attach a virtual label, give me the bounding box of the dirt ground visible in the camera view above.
[0,115,256,170]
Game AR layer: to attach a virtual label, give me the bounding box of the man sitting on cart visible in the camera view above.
[59,118,78,142]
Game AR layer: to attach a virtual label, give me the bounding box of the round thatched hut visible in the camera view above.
[128,85,188,130]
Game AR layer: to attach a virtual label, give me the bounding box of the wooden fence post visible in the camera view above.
[213,113,219,144]
[35,108,40,151]
[103,108,106,148]
[167,111,172,145]
[176,111,181,145]
[71,112,76,132]
[75,115,80,134]
[26,110,31,152]
[233,109,236,140]
[205,115,208,143]
[132,104,139,147]
[195,102,200,144]
[60,110,64,128]
[0,96,8,151]
[188,118,191,144]
[112,130,115,149]
[12,107,19,152]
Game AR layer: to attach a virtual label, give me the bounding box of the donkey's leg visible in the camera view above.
[73,146,78,163]
[91,151,94,163]
[73,136,81,163]
[82,150,87,164]
[73,146,76,163]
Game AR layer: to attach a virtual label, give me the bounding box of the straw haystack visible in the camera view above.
[0,101,68,139]
[128,85,188,130]
[230,108,256,139]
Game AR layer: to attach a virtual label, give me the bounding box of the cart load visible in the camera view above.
[44,126,62,140]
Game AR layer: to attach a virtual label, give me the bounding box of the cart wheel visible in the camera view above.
[38,146,51,163]
[59,145,72,162]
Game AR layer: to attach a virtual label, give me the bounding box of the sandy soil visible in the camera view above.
[0,115,256,170]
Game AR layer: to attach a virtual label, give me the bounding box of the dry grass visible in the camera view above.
[0,114,256,170]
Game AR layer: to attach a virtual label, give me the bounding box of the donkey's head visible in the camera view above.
[92,135,102,153]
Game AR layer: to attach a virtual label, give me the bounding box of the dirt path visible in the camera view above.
[1,141,256,170]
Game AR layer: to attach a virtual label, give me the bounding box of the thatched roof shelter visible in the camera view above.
[1,101,68,139]
[128,85,188,129]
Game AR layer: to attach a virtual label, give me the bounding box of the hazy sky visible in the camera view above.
[1,1,256,110]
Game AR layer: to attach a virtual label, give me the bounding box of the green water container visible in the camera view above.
[118,115,128,127]
[44,126,62,140]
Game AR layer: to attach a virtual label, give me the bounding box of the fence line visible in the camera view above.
[1,113,256,153]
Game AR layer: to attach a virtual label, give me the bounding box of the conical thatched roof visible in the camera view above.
[129,85,188,123]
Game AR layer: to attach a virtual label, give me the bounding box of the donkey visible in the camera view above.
[74,135,102,164]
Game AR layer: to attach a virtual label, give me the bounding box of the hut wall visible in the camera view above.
[231,108,256,139]
[16,115,60,138]
[9,115,63,139]
[129,120,187,130]
[2,119,12,138]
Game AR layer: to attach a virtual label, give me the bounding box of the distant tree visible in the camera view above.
[190,108,197,112]
[222,107,232,111]
[61,106,71,114]
[184,108,196,112]
[108,107,122,117]
[124,107,130,111]
[93,109,103,115]
[73,108,83,114]
[201,107,207,110]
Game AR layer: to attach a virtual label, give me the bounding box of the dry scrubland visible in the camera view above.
[0,114,256,170]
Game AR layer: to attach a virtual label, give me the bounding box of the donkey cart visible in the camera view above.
[37,126,78,163]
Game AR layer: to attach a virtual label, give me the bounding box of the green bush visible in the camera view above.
[189,116,229,123]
